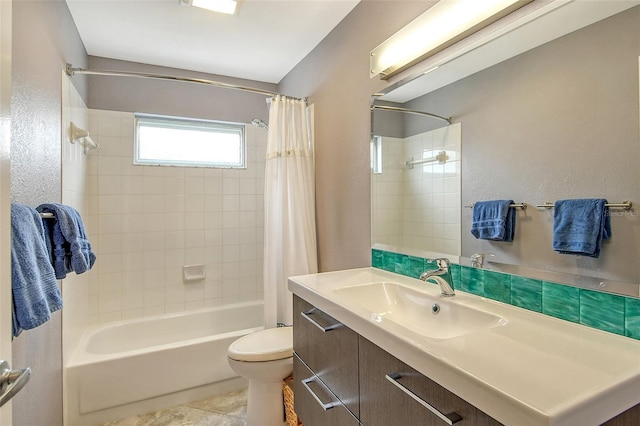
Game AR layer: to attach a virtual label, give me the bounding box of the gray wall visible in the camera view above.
[87,56,276,124]
[10,0,87,424]
[279,1,437,272]
[406,7,640,283]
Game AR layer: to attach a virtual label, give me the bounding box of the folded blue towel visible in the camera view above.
[471,200,516,242]
[553,199,611,258]
[36,203,96,279]
[10,204,63,337]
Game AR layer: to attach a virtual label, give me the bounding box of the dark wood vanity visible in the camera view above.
[292,294,640,426]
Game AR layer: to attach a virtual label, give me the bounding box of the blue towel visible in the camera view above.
[553,199,611,258]
[10,204,63,337]
[470,200,516,242]
[36,203,96,279]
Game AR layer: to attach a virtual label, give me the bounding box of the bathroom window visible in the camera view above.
[371,135,382,174]
[134,113,246,168]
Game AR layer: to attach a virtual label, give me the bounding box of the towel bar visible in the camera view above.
[39,212,54,219]
[405,151,448,168]
[464,203,527,210]
[536,201,632,210]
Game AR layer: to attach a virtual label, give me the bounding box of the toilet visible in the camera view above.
[227,327,294,426]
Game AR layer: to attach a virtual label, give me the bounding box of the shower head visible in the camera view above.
[251,118,269,130]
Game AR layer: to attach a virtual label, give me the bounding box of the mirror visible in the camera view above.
[371,1,640,297]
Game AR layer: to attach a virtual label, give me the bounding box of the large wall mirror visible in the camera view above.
[371,1,640,297]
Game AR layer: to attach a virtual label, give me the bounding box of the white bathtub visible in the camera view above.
[66,301,264,425]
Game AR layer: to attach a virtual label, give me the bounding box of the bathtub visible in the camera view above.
[66,300,264,425]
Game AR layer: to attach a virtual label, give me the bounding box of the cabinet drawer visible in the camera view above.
[293,354,360,426]
[293,295,359,416]
[359,337,501,426]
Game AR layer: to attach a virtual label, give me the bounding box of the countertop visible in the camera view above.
[288,267,640,426]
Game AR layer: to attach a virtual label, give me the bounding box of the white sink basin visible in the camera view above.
[333,282,507,339]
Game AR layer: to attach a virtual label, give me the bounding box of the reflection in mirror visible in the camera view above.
[371,3,640,297]
[371,119,461,258]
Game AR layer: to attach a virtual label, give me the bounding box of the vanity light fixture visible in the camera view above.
[180,0,238,15]
[370,0,533,80]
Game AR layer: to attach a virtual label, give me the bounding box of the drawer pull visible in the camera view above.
[301,309,342,332]
[302,376,341,411]
[385,373,462,425]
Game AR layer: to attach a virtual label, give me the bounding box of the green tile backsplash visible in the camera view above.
[510,276,542,312]
[542,282,580,323]
[579,289,626,335]
[371,248,640,340]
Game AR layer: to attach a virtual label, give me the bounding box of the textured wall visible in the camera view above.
[10,1,87,424]
[279,1,437,272]
[0,0,12,422]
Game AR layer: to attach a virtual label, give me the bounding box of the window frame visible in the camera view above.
[134,113,247,169]
[371,135,383,174]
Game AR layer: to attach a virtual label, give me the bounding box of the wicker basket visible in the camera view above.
[283,374,303,426]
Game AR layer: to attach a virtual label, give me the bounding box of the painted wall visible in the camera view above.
[10,0,87,424]
[87,56,276,125]
[278,1,437,272]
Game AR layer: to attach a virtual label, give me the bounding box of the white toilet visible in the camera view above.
[227,327,294,426]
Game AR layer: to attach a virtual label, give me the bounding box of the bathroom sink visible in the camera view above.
[333,282,507,340]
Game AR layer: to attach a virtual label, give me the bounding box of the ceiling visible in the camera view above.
[65,0,360,84]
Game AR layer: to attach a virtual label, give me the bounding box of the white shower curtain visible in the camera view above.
[263,95,318,328]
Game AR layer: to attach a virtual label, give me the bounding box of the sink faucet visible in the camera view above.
[470,253,494,268]
[420,258,455,297]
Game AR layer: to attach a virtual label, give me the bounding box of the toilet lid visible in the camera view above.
[228,327,293,362]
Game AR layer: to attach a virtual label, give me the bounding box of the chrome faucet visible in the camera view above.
[470,253,495,269]
[420,258,455,297]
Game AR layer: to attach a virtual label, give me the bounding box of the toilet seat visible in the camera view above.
[227,327,293,362]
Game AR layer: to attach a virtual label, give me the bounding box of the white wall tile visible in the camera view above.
[373,124,461,255]
[88,109,266,323]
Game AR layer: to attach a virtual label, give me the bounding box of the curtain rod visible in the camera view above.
[65,64,303,100]
[371,104,452,125]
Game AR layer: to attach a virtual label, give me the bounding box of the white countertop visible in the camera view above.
[288,267,640,426]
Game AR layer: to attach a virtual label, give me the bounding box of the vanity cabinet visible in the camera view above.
[293,354,360,425]
[292,294,640,425]
[293,295,360,421]
[293,295,499,426]
[359,336,501,426]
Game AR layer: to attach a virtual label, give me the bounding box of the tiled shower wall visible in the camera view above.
[372,123,461,256]
[87,109,266,324]
[61,75,92,361]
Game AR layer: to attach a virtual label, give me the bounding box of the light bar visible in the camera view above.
[370,0,533,80]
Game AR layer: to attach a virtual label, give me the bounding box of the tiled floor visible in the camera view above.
[102,388,248,426]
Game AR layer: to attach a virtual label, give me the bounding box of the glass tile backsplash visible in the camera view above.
[372,248,640,340]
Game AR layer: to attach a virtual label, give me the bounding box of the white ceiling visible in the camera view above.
[65,0,360,84]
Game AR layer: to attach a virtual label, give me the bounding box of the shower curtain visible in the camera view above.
[263,95,318,328]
